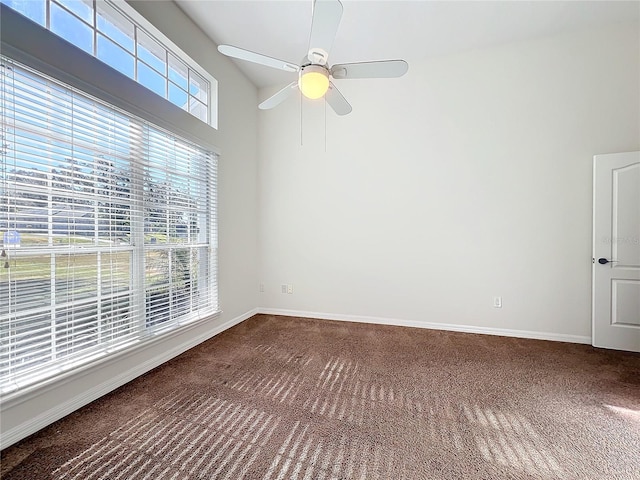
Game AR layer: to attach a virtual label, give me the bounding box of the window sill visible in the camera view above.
[0,310,222,410]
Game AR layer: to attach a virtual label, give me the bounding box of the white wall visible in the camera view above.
[1,1,259,448]
[257,24,640,340]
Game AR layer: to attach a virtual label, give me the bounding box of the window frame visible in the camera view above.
[1,56,220,397]
[0,4,221,402]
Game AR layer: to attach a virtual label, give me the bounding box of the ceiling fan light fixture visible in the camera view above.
[217,0,408,115]
[299,65,329,99]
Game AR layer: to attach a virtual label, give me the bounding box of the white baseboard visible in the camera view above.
[0,308,258,450]
[258,308,592,345]
[1,306,591,450]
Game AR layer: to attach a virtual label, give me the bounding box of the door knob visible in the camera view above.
[598,258,617,264]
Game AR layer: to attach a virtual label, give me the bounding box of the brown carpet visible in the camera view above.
[1,314,639,480]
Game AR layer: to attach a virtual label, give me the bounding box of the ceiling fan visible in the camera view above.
[217,0,408,116]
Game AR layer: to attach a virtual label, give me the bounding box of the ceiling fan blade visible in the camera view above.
[325,82,352,116]
[218,45,299,73]
[259,82,298,110]
[307,0,343,65]
[331,60,409,79]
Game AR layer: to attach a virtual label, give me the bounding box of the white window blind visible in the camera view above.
[0,56,219,395]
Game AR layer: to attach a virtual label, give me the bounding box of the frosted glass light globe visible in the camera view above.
[299,65,329,99]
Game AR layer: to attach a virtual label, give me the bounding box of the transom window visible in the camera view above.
[0,0,217,127]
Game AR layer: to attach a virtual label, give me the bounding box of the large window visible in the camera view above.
[0,56,219,395]
[0,0,217,127]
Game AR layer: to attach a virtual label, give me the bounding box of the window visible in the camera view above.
[0,56,219,395]
[0,0,217,127]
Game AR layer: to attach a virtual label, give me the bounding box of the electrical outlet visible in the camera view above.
[287,284,293,294]
[281,284,288,294]
[259,283,264,293]
[493,296,502,308]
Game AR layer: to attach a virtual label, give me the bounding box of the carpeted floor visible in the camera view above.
[1,314,639,479]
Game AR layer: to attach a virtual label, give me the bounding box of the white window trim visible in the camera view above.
[107,0,218,129]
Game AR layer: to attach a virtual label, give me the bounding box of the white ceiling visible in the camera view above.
[175,0,639,88]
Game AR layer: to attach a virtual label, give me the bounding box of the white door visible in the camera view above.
[592,151,640,352]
